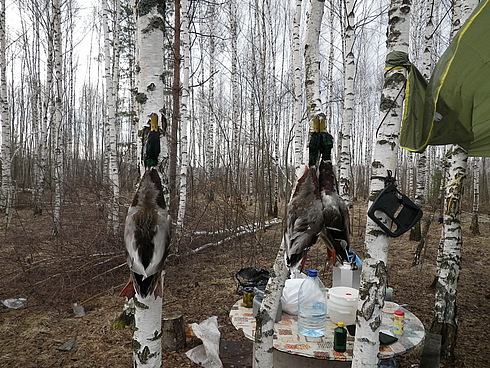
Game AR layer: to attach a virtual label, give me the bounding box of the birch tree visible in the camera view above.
[304,0,325,128]
[430,0,478,361]
[410,0,436,242]
[470,157,480,235]
[0,0,12,228]
[228,0,241,190]
[29,2,46,216]
[292,0,304,177]
[103,0,121,235]
[339,0,354,205]
[176,0,190,252]
[52,0,64,235]
[131,1,169,366]
[351,0,410,366]
[169,0,180,213]
[254,1,325,366]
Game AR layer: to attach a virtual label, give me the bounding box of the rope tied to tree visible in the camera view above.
[371,170,397,187]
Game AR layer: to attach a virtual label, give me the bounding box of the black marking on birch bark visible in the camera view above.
[136,0,159,17]
[142,16,164,33]
[134,297,150,309]
[368,229,386,237]
[132,339,141,352]
[358,261,387,331]
[149,329,162,341]
[138,345,157,364]
[136,92,148,104]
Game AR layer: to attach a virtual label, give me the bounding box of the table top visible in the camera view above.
[229,300,425,361]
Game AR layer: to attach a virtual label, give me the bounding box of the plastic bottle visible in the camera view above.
[297,269,326,337]
[1,298,27,309]
[334,321,347,352]
[393,310,405,335]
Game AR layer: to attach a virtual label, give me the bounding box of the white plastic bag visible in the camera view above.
[280,277,306,315]
[185,316,223,368]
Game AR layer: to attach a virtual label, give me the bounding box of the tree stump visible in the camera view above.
[162,312,186,351]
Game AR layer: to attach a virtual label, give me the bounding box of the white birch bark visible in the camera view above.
[131,1,168,366]
[304,0,325,126]
[351,1,410,367]
[206,3,216,183]
[133,294,164,367]
[38,6,53,218]
[52,0,63,235]
[472,158,480,213]
[103,0,121,235]
[26,7,45,216]
[339,0,354,204]
[253,237,288,368]
[0,0,12,228]
[229,0,241,188]
[176,0,190,253]
[254,1,325,366]
[326,2,334,131]
[421,0,435,81]
[292,0,304,177]
[431,0,477,360]
[431,144,467,361]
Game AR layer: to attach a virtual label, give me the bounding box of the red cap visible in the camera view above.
[394,310,405,316]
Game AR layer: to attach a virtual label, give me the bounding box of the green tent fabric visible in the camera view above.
[399,0,490,156]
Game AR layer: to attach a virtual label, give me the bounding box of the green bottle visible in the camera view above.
[334,321,347,352]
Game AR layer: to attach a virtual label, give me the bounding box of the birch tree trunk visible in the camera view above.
[253,1,325,366]
[176,0,190,253]
[326,2,335,133]
[170,0,180,214]
[351,1,410,367]
[253,238,288,368]
[0,0,12,229]
[339,0,354,204]
[470,157,480,235]
[39,5,54,218]
[131,1,169,366]
[206,3,216,201]
[52,0,64,235]
[430,0,478,361]
[103,0,121,235]
[304,0,325,126]
[292,0,304,177]
[410,0,435,242]
[229,0,241,190]
[31,12,46,216]
[431,145,467,362]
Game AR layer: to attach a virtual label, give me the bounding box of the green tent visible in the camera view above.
[399,0,490,156]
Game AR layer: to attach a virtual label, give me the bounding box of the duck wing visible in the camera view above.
[318,160,350,265]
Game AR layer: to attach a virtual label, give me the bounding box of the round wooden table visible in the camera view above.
[230,300,425,365]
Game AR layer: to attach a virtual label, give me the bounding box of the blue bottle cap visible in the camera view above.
[308,269,318,277]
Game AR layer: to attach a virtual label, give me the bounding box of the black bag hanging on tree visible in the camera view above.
[367,171,423,238]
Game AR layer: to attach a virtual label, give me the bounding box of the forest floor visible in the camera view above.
[0,191,489,368]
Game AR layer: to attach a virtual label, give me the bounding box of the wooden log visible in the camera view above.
[162,312,186,351]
